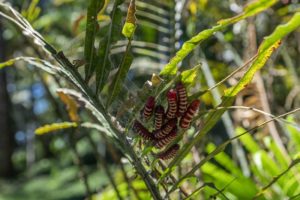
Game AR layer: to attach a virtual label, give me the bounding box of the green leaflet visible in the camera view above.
[35,122,78,135]
[159,0,278,76]
[96,5,123,93]
[106,43,133,107]
[84,0,105,80]
[180,64,201,86]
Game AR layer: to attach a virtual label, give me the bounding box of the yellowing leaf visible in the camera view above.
[122,0,136,39]
[57,91,80,122]
[224,40,281,97]
[35,122,78,135]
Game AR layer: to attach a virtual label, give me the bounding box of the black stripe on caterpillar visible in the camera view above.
[176,82,188,116]
[154,127,177,149]
[154,118,177,139]
[143,96,155,120]
[180,99,200,129]
[157,144,180,160]
[166,89,177,119]
[133,120,154,140]
[154,105,165,130]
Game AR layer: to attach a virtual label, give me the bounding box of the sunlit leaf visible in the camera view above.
[35,122,78,135]
[57,91,80,122]
[180,64,201,86]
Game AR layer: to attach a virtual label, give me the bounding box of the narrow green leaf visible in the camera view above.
[218,0,277,25]
[206,143,243,177]
[159,0,278,76]
[286,115,300,152]
[96,4,123,93]
[237,127,260,153]
[106,43,133,107]
[84,0,105,80]
[258,12,300,53]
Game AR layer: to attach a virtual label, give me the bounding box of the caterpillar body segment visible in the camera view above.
[180,100,200,129]
[154,127,177,149]
[133,120,154,140]
[166,89,177,119]
[154,118,177,139]
[176,82,188,116]
[157,144,180,160]
[143,96,155,120]
[154,105,165,130]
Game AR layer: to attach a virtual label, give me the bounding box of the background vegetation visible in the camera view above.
[0,0,300,199]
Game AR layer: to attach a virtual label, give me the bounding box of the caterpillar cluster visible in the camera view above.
[133,81,200,160]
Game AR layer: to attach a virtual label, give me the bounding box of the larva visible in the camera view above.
[133,120,154,140]
[180,99,200,129]
[166,89,177,119]
[157,144,180,160]
[143,96,155,120]
[154,118,177,139]
[154,105,165,130]
[176,82,188,116]
[154,127,177,149]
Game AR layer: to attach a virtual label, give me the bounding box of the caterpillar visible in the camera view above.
[180,99,200,129]
[154,105,165,130]
[166,89,177,119]
[143,96,155,120]
[176,82,188,116]
[154,118,177,139]
[133,120,154,140]
[154,127,177,149]
[157,144,180,160]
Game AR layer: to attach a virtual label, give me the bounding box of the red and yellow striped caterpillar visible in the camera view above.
[176,82,188,116]
[154,118,177,139]
[154,127,177,149]
[133,120,154,140]
[180,99,200,129]
[154,105,165,130]
[143,96,155,120]
[166,89,177,119]
[157,144,180,160]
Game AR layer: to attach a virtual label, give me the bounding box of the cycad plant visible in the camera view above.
[1,0,300,199]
